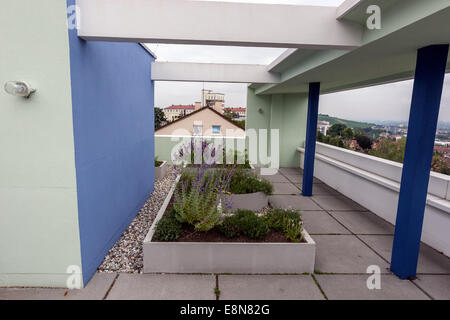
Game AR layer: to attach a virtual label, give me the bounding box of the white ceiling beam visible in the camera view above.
[336,0,363,20]
[76,0,362,49]
[151,62,280,84]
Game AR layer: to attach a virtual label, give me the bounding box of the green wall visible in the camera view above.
[0,1,82,287]
[246,89,308,168]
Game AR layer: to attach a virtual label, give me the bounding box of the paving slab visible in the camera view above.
[313,235,390,274]
[106,274,216,300]
[0,272,116,300]
[269,195,323,211]
[285,174,303,184]
[279,168,303,176]
[315,274,430,300]
[259,173,291,183]
[359,235,450,274]
[413,275,450,300]
[312,196,367,211]
[272,183,301,195]
[300,211,350,235]
[330,211,394,235]
[218,275,324,300]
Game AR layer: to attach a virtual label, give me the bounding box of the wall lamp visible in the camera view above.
[4,81,36,98]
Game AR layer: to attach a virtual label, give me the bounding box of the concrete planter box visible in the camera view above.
[155,161,168,180]
[143,177,316,274]
[226,192,269,212]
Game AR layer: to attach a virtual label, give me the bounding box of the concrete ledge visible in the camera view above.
[297,144,450,256]
[154,161,168,180]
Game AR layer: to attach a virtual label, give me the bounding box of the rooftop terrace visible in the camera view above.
[1,168,448,300]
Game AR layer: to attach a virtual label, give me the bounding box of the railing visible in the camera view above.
[298,142,450,257]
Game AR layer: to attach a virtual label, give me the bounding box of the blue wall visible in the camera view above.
[67,0,155,284]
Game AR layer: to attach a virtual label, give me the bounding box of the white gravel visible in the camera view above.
[98,166,177,274]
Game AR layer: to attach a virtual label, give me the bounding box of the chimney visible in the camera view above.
[195,102,202,111]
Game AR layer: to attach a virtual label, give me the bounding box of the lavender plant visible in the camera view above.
[173,165,234,232]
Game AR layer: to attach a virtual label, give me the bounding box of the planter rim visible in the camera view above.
[156,160,167,168]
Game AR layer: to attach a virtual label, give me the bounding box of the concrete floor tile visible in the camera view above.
[269,195,323,211]
[106,274,216,300]
[279,168,303,176]
[313,235,390,274]
[272,183,301,195]
[219,275,324,300]
[0,272,116,300]
[301,211,350,235]
[258,173,290,183]
[330,211,394,235]
[359,235,450,274]
[312,196,367,211]
[413,275,450,300]
[315,274,430,300]
[285,174,303,184]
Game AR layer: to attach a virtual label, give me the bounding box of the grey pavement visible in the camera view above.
[1,168,449,300]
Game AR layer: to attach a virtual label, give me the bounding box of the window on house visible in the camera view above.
[212,125,221,134]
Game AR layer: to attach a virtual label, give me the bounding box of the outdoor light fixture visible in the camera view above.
[4,81,36,98]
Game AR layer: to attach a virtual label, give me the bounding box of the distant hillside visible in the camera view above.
[318,114,375,129]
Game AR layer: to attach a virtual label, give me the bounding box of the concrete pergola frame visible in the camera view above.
[75,0,450,280]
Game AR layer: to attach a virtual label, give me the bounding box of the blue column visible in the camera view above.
[302,82,320,196]
[391,44,449,279]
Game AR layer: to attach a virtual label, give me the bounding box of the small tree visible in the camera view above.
[342,128,354,140]
[154,108,167,129]
[328,124,347,137]
[355,135,372,150]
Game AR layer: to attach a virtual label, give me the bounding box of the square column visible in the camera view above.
[391,44,449,279]
[302,82,321,196]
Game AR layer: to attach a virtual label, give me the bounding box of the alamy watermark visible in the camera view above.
[366,265,381,290]
[66,265,82,289]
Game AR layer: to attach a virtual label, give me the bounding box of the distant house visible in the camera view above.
[224,107,247,120]
[156,107,245,137]
[163,104,196,122]
[318,121,331,135]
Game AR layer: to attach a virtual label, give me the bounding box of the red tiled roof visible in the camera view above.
[165,105,195,110]
[225,107,246,112]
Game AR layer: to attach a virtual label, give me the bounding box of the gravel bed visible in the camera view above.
[98,166,178,274]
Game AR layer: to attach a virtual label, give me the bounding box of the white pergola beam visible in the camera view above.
[77,0,362,49]
[151,62,280,84]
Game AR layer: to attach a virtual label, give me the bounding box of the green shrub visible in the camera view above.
[265,209,301,231]
[155,156,163,167]
[265,209,303,242]
[153,208,182,241]
[174,167,231,232]
[229,169,273,195]
[217,210,269,240]
[217,215,241,238]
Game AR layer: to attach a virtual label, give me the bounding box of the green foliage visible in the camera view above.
[229,169,273,195]
[154,107,167,129]
[217,210,269,240]
[155,156,163,167]
[153,208,182,241]
[265,209,303,242]
[342,128,354,140]
[355,135,372,150]
[328,124,347,137]
[369,138,405,163]
[318,114,375,129]
[174,168,231,232]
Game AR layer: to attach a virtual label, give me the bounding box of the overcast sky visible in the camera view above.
[148,0,450,123]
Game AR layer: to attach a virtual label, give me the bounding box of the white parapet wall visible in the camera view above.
[298,142,450,257]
